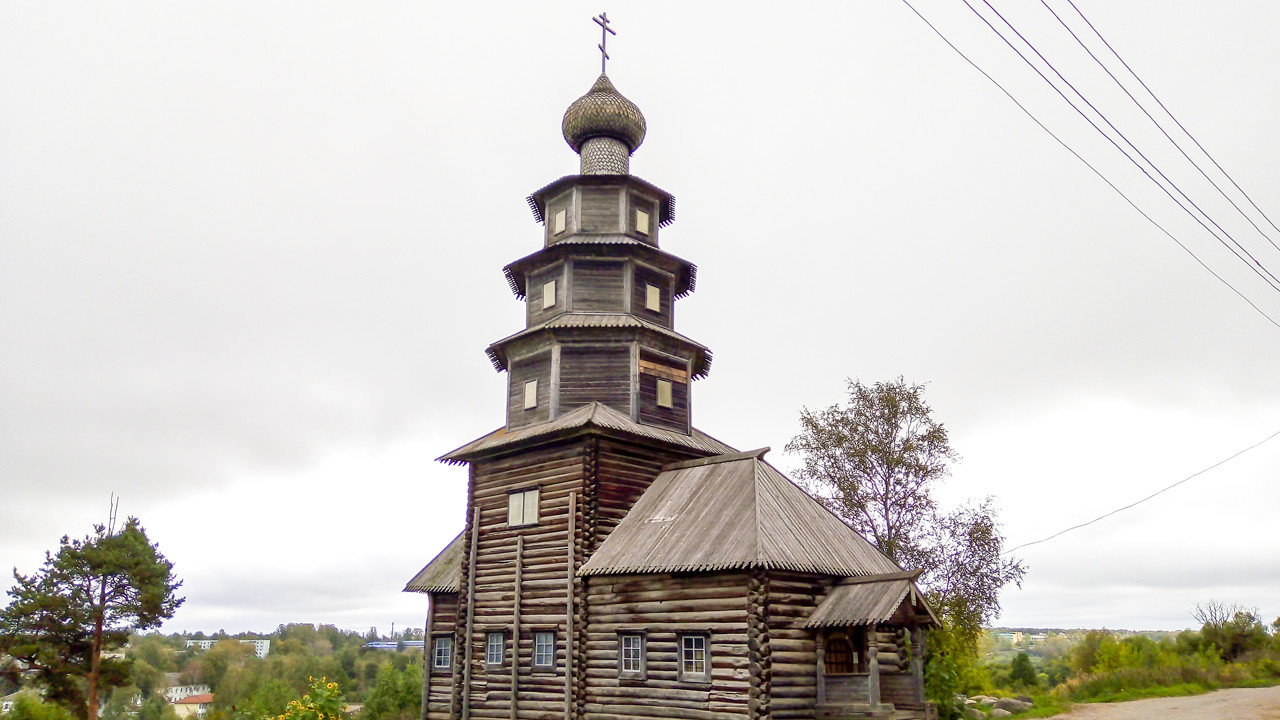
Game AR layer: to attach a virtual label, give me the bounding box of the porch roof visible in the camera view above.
[805,572,939,628]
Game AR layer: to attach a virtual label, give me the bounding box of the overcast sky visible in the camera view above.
[2,0,1278,636]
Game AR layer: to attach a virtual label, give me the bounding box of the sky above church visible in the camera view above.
[2,1,1278,635]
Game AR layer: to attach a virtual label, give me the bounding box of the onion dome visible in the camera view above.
[562,74,647,154]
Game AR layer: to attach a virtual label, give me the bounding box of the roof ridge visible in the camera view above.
[662,447,768,471]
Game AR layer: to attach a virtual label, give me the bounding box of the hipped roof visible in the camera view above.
[805,572,939,628]
[403,531,465,594]
[485,312,711,378]
[438,401,736,464]
[579,449,903,577]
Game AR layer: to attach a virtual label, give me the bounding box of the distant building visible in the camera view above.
[164,685,211,703]
[185,639,270,659]
[173,694,213,719]
[997,631,1026,644]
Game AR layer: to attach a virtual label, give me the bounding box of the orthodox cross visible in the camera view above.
[593,13,616,74]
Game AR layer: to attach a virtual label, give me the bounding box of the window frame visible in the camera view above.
[553,208,567,235]
[645,283,661,312]
[617,632,646,680]
[677,633,711,683]
[485,631,506,668]
[507,487,540,528]
[541,279,557,310]
[523,379,538,409]
[431,634,453,673]
[533,630,556,672]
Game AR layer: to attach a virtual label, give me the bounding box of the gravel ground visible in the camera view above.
[1040,686,1280,720]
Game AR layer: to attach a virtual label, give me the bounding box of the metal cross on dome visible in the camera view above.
[594,12,616,74]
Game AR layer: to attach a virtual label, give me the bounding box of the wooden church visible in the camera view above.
[405,27,938,720]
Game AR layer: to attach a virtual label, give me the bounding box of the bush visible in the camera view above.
[7,695,77,720]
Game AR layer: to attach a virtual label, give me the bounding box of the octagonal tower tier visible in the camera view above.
[485,74,709,435]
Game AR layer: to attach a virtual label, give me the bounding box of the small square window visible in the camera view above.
[645,283,660,312]
[507,488,539,527]
[656,379,673,409]
[432,635,453,670]
[542,280,557,310]
[524,379,538,409]
[678,634,709,682]
[618,633,645,679]
[635,209,650,235]
[553,209,566,234]
[534,631,556,670]
[486,632,505,666]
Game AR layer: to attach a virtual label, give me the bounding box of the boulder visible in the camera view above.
[994,698,1033,712]
[964,709,986,720]
[1016,695,1033,704]
[978,696,997,706]
[991,710,1013,718]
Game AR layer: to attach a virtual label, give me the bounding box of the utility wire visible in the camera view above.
[896,0,1280,329]
[1064,0,1280,246]
[1003,428,1280,555]
[967,0,1280,293]
[1043,0,1280,256]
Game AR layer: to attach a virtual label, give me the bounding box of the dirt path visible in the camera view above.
[1041,685,1280,720]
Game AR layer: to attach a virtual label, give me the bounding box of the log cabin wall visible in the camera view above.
[582,572,752,720]
[527,263,567,327]
[764,572,833,720]
[579,186,622,234]
[463,443,586,720]
[507,352,553,430]
[630,263,674,328]
[426,593,461,720]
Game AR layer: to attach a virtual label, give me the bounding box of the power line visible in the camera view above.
[1062,0,1280,247]
[1002,428,1280,555]
[896,0,1280,329]
[1042,0,1280,256]
[966,0,1280,293]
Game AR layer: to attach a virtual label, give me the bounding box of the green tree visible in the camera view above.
[1193,601,1269,661]
[0,517,184,720]
[787,378,1025,715]
[7,694,77,720]
[1009,652,1037,688]
[360,662,421,720]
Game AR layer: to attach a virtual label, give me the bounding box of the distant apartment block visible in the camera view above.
[163,685,211,703]
[185,639,271,659]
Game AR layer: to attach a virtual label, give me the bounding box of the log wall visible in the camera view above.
[582,572,751,720]
[764,572,830,720]
[426,592,461,720]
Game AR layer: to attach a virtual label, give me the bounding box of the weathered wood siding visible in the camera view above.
[545,189,576,245]
[626,193,659,246]
[594,439,674,542]
[582,572,751,720]
[765,572,828,720]
[507,352,552,430]
[580,187,621,233]
[637,373,689,434]
[426,593,460,720]
[465,444,584,720]
[571,260,626,312]
[631,264,673,328]
[559,345,632,415]
[527,264,566,326]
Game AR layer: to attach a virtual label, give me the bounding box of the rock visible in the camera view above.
[1016,695,1033,704]
[964,708,986,720]
[995,698,1033,712]
[991,710,1013,718]
[979,696,997,706]
[963,698,977,706]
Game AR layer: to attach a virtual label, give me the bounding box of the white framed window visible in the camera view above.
[432,635,453,670]
[523,379,538,409]
[645,283,660,312]
[618,633,645,679]
[656,379,673,409]
[678,634,709,682]
[507,487,539,527]
[553,209,566,235]
[635,209,650,235]
[534,631,556,670]
[542,279,557,310]
[486,632,505,666]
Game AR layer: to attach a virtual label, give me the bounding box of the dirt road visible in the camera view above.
[1042,686,1280,720]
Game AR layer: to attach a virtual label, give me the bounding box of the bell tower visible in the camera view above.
[486,71,709,435]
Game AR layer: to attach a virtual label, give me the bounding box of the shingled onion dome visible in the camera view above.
[562,74,647,175]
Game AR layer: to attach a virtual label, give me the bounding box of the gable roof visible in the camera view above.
[175,695,213,705]
[403,531,465,594]
[805,572,939,628]
[438,401,736,465]
[579,449,903,577]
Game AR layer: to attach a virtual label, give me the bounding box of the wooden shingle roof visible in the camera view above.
[485,312,711,378]
[403,531,465,594]
[438,401,736,465]
[579,449,903,577]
